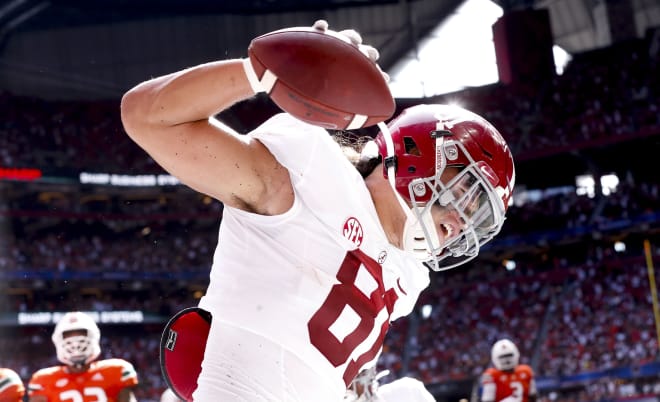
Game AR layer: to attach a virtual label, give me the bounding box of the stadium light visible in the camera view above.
[504,259,517,271]
[421,304,433,319]
[614,241,626,253]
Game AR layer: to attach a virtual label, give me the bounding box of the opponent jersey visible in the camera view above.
[0,368,25,402]
[28,358,138,402]
[199,114,430,395]
[378,377,435,402]
[480,364,536,402]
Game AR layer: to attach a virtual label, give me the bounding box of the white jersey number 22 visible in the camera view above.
[59,388,107,402]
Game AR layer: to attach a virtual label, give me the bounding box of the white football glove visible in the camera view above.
[313,19,389,82]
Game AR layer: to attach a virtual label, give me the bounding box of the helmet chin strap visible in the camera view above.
[376,122,440,260]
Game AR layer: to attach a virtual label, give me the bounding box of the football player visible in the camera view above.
[345,367,435,402]
[480,339,537,402]
[0,367,25,402]
[27,311,139,402]
[121,18,515,402]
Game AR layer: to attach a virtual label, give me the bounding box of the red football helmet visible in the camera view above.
[375,104,515,271]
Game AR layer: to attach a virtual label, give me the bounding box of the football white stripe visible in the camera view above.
[242,58,266,93]
[260,69,278,94]
[346,114,368,129]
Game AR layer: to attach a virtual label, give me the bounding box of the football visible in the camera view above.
[247,26,395,130]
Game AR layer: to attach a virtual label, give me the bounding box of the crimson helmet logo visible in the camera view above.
[343,217,364,247]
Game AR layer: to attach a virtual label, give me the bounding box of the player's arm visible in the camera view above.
[479,372,496,402]
[480,385,495,402]
[114,359,139,402]
[27,373,48,402]
[528,376,538,402]
[120,58,293,215]
[118,386,137,402]
[0,369,25,402]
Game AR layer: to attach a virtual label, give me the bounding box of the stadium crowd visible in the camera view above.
[1,176,658,400]
[1,37,658,172]
[440,37,660,159]
[0,31,658,402]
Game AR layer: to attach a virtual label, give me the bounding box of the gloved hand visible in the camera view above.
[242,20,390,94]
[312,19,390,83]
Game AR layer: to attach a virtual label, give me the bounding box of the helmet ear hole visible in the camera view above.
[403,137,420,155]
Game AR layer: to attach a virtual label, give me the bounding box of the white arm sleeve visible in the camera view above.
[529,378,538,396]
[481,382,496,402]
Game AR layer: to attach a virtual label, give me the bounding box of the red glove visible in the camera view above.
[160,307,212,402]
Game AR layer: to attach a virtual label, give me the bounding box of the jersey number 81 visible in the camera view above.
[308,249,399,386]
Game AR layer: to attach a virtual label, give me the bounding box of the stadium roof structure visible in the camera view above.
[0,0,657,99]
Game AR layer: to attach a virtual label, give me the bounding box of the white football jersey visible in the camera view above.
[198,113,430,400]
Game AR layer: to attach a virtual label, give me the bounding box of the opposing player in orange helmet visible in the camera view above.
[121,18,514,402]
[480,339,537,402]
[27,311,138,402]
[0,367,25,402]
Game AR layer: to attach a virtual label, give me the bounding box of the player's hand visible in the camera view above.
[242,20,390,94]
[312,19,390,83]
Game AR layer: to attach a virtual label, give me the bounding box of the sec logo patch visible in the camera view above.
[343,217,363,247]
